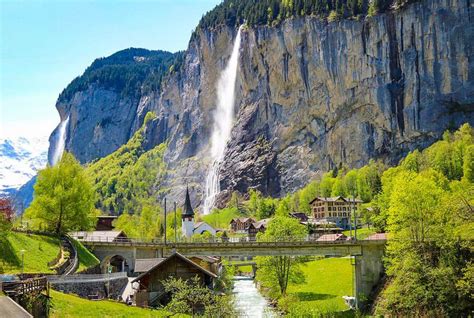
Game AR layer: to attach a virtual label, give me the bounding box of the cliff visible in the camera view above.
[49,0,474,208]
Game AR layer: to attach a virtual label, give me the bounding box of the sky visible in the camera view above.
[0,0,220,139]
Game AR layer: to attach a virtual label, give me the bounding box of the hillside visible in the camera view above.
[47,0,474,210]
[50,290,173,318]
[0,232,60,274]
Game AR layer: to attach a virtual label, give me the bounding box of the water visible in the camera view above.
[51,116,70,166]
[233,276,278,318]
[203,26,243,215]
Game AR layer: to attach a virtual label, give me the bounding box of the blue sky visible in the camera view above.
[0,0,220,138]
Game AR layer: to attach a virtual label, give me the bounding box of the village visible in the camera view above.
[0,188,385,316]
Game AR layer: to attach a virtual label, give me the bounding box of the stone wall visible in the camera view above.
[49,274,128,300]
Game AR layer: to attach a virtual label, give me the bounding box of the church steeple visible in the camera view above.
[182,187,195,238]
[182,187,195,218]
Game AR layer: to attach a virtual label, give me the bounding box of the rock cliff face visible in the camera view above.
[50,0,474,207]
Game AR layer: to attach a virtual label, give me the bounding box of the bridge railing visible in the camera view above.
[74,235,383,246]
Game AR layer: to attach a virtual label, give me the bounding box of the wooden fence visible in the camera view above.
[1,277,48,297]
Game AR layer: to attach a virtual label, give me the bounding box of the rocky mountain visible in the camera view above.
[49,0,474,210]
[0,136,48,197]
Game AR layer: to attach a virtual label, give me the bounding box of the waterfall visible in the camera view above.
[203,26,243,215]
[51,116,70,166]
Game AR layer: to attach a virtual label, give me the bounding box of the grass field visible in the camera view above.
[50,290,177,318]
[285,257,354,314]
[342,227,376,240]
[71,238,100,272]
[0,232,60,274]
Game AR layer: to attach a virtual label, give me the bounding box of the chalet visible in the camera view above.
[310,196,362,230]
[95,215,117,231]
[247,219,269,240]
[132,252,217,308]
[230,217,256,233]
[316,233,348,242]
[69,230,129,243]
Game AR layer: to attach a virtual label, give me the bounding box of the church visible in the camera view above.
[182,188,217,238]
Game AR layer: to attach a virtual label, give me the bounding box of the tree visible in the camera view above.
[25,152,96,234]
[255,216,307,297]
[162,276,236,316]
[0,198,13,238]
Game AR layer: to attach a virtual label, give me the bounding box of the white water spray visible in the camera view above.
[51,116,70,166]
[203,26,243,215]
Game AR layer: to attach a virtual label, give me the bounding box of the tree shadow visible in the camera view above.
[293,292,337,301]
[0,236,20,267]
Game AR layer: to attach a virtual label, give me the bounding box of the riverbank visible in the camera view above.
[256,257,354,316]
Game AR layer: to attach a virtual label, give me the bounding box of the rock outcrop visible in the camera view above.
[50,0,474,208]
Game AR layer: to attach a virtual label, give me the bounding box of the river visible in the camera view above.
[232,276,278,318]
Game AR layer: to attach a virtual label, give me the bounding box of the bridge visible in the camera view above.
[80,236,386,303]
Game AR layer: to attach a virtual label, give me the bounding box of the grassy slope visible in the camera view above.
[0,232,60,274]
[70,238,100,272]
[50,290,176,318]
[286,257,353,312]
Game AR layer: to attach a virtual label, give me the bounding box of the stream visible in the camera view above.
[232,276,278,318]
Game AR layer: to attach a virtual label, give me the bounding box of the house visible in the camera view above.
[247,219,269,240]
[132,252,217,308]
[316,233,348,242]
[95,215,117,231]
[230,217,256,233]
[289,212,309,223]
[182,188,217,238]
[134,258,165,274]
[310,196,363,230]
[69,230,129,243]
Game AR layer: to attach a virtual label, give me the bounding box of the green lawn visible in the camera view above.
[71,238,100,272]
[285,257,354,314]
[342,227,376,240]
[0,232,60,274]
[50,290,177,318]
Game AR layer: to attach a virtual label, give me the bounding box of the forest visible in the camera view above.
[196,0,417,31]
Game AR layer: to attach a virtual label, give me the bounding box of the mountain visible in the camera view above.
[0,136,48,196]
[48,0,474,211]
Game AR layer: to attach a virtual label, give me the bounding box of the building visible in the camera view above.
[132,252,217,308]
[182,188,217,238]
[230,217,256,233]
[310,196,362,230]
[69,230,129,243]
[95,215,117,231]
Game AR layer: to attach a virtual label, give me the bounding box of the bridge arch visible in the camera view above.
[101,254,129,273]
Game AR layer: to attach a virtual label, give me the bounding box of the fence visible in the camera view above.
[1,277,48,297]
[47,272,127,284]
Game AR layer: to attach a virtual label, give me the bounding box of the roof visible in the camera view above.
[289,212,309,220]
[134,258,165,273]
[96,215,118,219]
[132,252,217,283]
[365,233,388,241]
[0,296,33,318]
[194,221,215,231]
[316,233,348,242]
[69,231,127,242]
[182,187,195,217]
[191,256,220,264]
[230,217,256,224]
[309,196,364,204]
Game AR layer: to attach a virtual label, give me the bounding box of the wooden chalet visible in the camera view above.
[132,252,217,308]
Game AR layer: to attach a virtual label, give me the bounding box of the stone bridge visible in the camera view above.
[82,238,386,303]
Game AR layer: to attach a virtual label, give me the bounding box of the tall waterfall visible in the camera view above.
[51,116,70,166]
[203,26,243,215]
